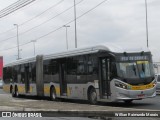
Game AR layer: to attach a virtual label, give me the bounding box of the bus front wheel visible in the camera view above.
[88,88,97,105]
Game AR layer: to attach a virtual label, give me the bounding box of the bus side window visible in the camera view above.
[67,57,77,75]
[87,55,98,79]
[4,67,13,84]
[66,57,77,83]
[20,64,25,84]
[12,66,17,83]
[31,62,36,83]
[77,56,86,75]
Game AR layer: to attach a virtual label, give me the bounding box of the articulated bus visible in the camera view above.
[3,44,156,104]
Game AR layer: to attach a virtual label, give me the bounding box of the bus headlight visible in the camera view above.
[115,81,130,90]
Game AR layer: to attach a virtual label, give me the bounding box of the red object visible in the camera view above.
[0,57,3,80]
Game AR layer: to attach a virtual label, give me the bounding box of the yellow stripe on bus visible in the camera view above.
[44,86,50,94]
[29,86,33,93]
[43,86,61,95]
[17,85,33,93]
[18,86,25,93]
[137,61,148,64]
[3,85,10,92]
[44,86,70,96]
[55,87,60,95]
[131,83,154,90]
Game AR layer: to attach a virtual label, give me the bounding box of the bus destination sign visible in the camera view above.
[119,56,149,61]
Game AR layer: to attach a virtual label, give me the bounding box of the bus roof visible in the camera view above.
[44,44,150,60]
[4,43,150,67]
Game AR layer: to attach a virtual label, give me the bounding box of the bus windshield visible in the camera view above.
[117,61,153,79]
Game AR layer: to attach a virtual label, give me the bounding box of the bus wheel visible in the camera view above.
[88,88,97,105]
[10,86,13,94]
[15,87,19,97]
[12,87,15,97]
[124,100,133,104]
[50,87,57,101]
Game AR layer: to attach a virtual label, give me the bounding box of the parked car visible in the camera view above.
[155,74,160,94]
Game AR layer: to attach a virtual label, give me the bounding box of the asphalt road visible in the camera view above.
[0,89,160,120]
[100,96,160,111]
[0,89,160,110]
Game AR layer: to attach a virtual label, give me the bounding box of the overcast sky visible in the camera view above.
[0,0,160,64]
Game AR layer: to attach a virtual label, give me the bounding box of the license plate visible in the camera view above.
[137,94,145,98]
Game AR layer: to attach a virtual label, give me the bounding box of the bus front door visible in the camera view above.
[100,58,111,98]
[24,65,30,93]
[59,60,67,96]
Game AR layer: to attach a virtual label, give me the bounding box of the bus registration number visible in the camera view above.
[137,94,145,98]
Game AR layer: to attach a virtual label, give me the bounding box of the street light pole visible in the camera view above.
[145,0,149,48]
[14,24,20,60]
[63,25,70,50]
[31,40,36,56]
[74,0,77,48]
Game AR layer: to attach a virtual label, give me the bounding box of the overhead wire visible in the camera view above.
[31,0,108,41]
[0,0,84,42]
[19,0,84,36]
[0,0,64,36]
[0,0,108,52]
[0,0,30,14]
[0,0,36,18]
[20,0,65,26]
[0,0,28,13]
[0,0,43,36]
[1,41,32,51]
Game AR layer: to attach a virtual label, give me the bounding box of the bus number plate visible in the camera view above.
[137,94,145,98]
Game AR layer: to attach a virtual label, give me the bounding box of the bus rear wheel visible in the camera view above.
[88,88,97,105]
[12,87,15,97]
[50,87,57,101]
[15,87,19,97]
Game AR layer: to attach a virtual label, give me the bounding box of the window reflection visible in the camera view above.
[117,61,153,78]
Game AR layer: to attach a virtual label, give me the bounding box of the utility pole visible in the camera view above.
[63,25,70,50]
[74,0,77,48]
[145,0,149,48]
[14,24,20,60]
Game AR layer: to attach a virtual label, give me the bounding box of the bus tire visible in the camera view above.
[12,87,15,97]
[50,87,57,101]
[10,86,13,94]
[15,86,19,97]
[88,88,97,105]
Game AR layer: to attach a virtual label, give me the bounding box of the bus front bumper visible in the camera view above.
[114,87,156,101]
